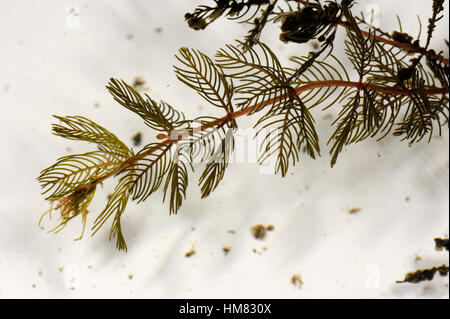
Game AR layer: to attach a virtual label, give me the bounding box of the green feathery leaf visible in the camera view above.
[92,174,133,251]
[199,128,235,198]
[174,47,234,113]
[107,78,185,133]
[118,142,172,203]
[163,145,192,214]
[51,115,131,160]
[38,151,124,200]
[216,41,288,113]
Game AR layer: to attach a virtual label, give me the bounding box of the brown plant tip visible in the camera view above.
[291,274,303,288]
[396,265,449,283]
[434,237,449,251]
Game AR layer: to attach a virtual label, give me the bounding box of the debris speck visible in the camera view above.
[132,76,145,89]
[414,254,422,262]
[58,267,64,273]
[155,27,163,33]
[38,270,42,276]
[132,132,142,146]
[94,102,100,108]
[223,246,231,255]
[251,224,266,240]
[185,249,196,257]
[434,237,449,251]
[32,284,36,288]
[227,230,235,234]
[405,196,410,202]
[348,207,361,214]
[128,274,133,280]
[126,33,134,40]
[396,265,449,283]
[310,40,320,50]
[291,274,303,288]
[251,224,274,239]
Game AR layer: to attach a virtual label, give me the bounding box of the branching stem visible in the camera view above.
[71,79,447,200]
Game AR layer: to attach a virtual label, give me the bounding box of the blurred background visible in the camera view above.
[0,0,448,298]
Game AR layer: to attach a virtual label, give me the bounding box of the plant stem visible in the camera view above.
[69,79,447,201]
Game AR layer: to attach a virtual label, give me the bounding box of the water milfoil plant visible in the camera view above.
[38,0,449,256]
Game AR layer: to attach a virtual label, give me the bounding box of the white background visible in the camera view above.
[0,0,448,298]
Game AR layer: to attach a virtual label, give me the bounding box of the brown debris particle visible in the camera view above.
[58,267,64,273]
[434,238,449,251]
[267,225,274,231]
[126,33,134,40]
[185,249,196,257]
[251,224,266,240]
[396,265,449,284]
[128,274,133,280]
[310,40,320,50]
[291,274,303,288]
[38,270,42,276]
[222,246,231,256]
[348,207,362,214]
[414,254,422,262]
[155,27,163,33]
[405,196,410,202]
[132,76,145,89]
[227,230,235,234]
[132,132,142,146]
[32,284,36,288]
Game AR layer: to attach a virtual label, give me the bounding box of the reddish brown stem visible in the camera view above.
[70,77,448,200]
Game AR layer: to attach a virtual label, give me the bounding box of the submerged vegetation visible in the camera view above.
[38,0,448,260]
